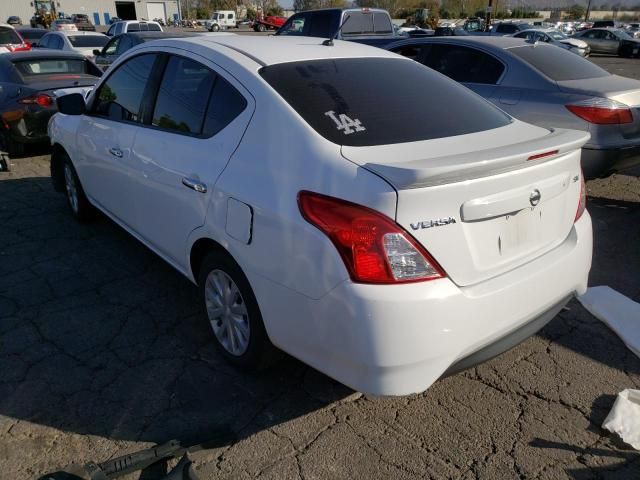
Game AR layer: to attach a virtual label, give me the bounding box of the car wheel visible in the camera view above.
[62,156,94,222]
[6,139,25,157]
[199,252,279,370]
[212,24,220,32]
[257,23,266,32]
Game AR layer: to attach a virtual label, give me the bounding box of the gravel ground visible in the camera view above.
[0,55,639,480]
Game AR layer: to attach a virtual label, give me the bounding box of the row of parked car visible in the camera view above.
[0,9,638,394]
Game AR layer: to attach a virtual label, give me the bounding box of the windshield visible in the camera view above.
[68,35,109,47]
[12,59,92,77]
[548,30,567,40]
[509,44,610,81]
[17,29,46,41]
[259,58,511,147]
[615,29,633,39]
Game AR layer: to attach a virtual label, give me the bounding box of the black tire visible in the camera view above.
[198,252,279,370]
[61,154,94,222]
[257,23,266,32]
[7,139,25,157]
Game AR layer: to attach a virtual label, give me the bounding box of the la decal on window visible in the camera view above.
[325,111,366,135]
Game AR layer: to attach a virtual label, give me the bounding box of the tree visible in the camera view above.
[245,6,257,19]
[566,4,586,20]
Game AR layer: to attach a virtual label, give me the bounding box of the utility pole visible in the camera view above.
[585,0,592,21]
[485,0,493,31]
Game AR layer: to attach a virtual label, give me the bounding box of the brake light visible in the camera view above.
[298,191,445,284]
[18,94,54,107]
[566,98,632,125]
[7,43,31,52]
[575,172,586,222]
[528,150,559,161]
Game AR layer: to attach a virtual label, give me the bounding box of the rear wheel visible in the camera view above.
[257,23,266,32]
[198,252,278,369]
[62,155,94,222]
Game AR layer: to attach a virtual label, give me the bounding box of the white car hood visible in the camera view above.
[560,38,588,49]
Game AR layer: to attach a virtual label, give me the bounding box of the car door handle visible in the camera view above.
[182,177,207,193]
[109,147,123,158]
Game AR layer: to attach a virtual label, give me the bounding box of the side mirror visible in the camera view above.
[56,93,85,115]
[93,49,101,55]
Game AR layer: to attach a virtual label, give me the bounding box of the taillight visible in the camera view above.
[566,98,633,125]
[298,191,445,284]
[18,94,54,107]
[7,43,30,52]
[575,172,586,222]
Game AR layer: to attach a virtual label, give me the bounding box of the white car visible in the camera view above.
[49,36,593,396]
[105,20,162,36]
[37,31,109,60]
[513,28,590,56]
[50,19,78,32]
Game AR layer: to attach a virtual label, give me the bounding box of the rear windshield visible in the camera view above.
[17,29,46,41]
[508,44,609,81]
[68,35,109,47]
[342,12,392,35]
[0,27,23,45]
[129,23,161,32]
[260,58,511,147]
[13,59,92,77]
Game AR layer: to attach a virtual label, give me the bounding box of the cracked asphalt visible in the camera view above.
[1,57,640,480]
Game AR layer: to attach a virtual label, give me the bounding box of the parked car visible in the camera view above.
[15,27,47,47]
[490,22,533,35]
[513,28,590,57]
[592,20,616,29]
[93,31,200,70]
[573,28,640,57]
[0,24,30,53]
[0,50,101,155]
[105,20,162,36]
[253,15,287,32]
[50,19,78,32]
[37,31,109,60]
[386,36,640,178]
[433,26,469,36]
[6,16,22,26]
[49,36,592,396]
[276,8,399,47]
[70,14,96,32]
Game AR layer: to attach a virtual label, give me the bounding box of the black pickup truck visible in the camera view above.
[275,8,400,47]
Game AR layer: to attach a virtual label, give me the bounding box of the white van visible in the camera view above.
[205,11,236,31]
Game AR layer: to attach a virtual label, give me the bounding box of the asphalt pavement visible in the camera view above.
[0,53,639,480]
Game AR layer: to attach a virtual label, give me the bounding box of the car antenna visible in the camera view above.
[323,15,351,46]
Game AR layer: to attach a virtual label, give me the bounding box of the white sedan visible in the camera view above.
[49,36,593,396]
[37,31,109,60]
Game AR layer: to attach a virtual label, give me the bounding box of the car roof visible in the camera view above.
[0,23,15,29]
[126,31,198,39]
[4,50,87,61]
[290,7,389,14]
[115,20,161,25]
[388,35,527,50]
[56,31,106,36]
[158,35,399,67]
[517,28,559,33]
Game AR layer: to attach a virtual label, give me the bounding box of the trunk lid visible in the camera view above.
[558,75,640,141]
[342,121,590,286]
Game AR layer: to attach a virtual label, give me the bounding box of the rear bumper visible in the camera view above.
[582,144,640,178]
[249,213,593,396]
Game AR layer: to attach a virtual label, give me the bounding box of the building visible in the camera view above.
[1,0,180,27]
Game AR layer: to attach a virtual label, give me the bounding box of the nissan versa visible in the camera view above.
[48,36,593,396]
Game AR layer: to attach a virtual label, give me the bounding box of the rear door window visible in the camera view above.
[508,44,610,81]
[259,57,511,147]
[148,23,161,31]
[421,44,505,84]
[127,23,140,32]
[116,35,133,54]
[93,53,157,123]
[152,56,214,135]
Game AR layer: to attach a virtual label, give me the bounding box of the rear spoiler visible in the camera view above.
[359,128,590,190]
